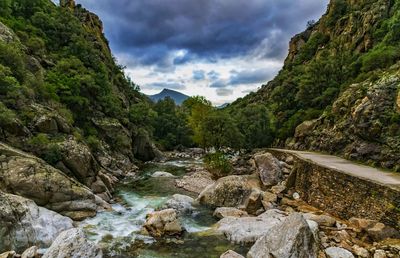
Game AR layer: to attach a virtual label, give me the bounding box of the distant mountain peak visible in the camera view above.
[148,88,189,105]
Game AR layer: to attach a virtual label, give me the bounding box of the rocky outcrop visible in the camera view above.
[0,142,97,220]
[254,152,283,187]
[133,132,163,162]
[198,175,263,214]
[247,213,318,258]
[215,209,287,244]
[213,207,249,219]
[143,209,183,237]
[42,228,102,258]
[325,247,354,258]
[0,22,18,43]
[176,167,215,194]
[164,194,195,214]
[0,192,73,253]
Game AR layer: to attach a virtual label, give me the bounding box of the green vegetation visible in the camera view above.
[204,152,233,178]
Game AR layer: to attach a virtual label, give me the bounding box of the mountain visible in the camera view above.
[229,0,400,170]
[149,88,189,105]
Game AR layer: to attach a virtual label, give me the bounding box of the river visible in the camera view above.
[79,158,248,258]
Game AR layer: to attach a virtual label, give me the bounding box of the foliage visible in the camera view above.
[42,144,62,165]
[204,152,233,178]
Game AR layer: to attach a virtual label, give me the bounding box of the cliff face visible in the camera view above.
[230,0,400,170]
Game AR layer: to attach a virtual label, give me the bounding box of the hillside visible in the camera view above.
[229,0,400,170]
[0,0,162,220]
[148,88,189,105]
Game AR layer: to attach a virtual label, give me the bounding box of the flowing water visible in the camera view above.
[80,158,248,258]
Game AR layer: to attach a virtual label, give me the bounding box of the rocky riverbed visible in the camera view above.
[1,150,400,258]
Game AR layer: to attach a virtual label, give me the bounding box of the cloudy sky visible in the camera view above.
[75,0,329,105]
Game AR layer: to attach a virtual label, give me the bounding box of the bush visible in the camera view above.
[0,102,16,126]
[361,46,400,72]
[204,152,233,178]
[42,144,62,165]
[28,133,49,148]
[86,135,101,151]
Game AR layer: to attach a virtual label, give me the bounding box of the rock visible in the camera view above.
[307,220,319,242]
[261,191,278,210]
[164,194,194,214]
[152,171,175,178]
[143,209,183,237]
[295,119,318,138]
[220,250,244,258]
[175,168,215,194]
[0,142,97,220]
[42,228,102,258]
[21,246,38,258]
[352,245,369,258]
[0,22,17,43]
[216,209,287,244]
[349,217,377,232]
[133,132,163,161]
[198,175,262,213]
[373,250,387,258]
[254,152,282,187]
[303,213,336,227]
[247,213,318,258]
[325,247,354,258]
[366,223,400,242]
[0,251,16,258]
[213,207,249,219]
[293,192,301,200]
[0,192,74,253]
[34,115,58,134]
[271,184,286,194]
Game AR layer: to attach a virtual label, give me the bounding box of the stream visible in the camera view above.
[79,158,248,258]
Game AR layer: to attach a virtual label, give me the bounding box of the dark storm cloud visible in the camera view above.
[76,0,328,68]
[216,88,233,97]
[229,68,278,85]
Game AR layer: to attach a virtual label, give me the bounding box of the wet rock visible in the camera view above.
[0,142,97,220]
[198,175,262,213]
[21,246,38,258]
[254,152,282,187]
[325,247,354,258]
[176,168,215,194]
[152,171,175,178]
[303,213,336,227]
[216,209,287,244]
[0,192,73,253]
[247,213,318,258]
[213,207,249,219]
[220,250,244,258]
[143,209,183,237]
[164,194,194,214]
[42,228,102,258]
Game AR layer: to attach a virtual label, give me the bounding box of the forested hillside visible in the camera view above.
[229,0,400,170]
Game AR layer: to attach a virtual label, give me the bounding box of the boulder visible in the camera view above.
[34,115,58,134]
[216,209,287,244]
[352,245,369,258]
[152,171,175,178]
[176,168,215,194]
[0,192,73,253]
[143,209,183,237]
[373,250,386,258]
[42,228,102,258]
[0,22,17,43]
[303,213,336,227]
[295,119,318,138]
[21,246,38,258]
[254,153,282,187]
[366,223,400,242]
[261,191,278,210]
[198,175,262,213]
[247,213,318,258]
[0,142,97,220]
[0,251,16,258]
[220,250,244,258]
[213,207,249,219]
[325,247,354,258]
[133,132,163,162]
[164,194,195,214]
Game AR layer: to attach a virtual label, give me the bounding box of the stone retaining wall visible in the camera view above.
[269,149,400,229]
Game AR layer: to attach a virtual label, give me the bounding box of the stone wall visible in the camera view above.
[269,149,400,230]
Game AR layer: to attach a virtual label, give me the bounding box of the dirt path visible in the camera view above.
[271,149,400,190]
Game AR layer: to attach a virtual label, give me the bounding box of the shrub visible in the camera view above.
[28,133,49,148]
[0,102,16,126]
[86,135,101,151]
[42,144,62,165]
[204,152,233,178]
[361,46,400,72]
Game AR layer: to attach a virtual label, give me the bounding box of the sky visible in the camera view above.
[74,0,329,105]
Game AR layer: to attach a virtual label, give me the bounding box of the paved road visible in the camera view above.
[271,149,400,191]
